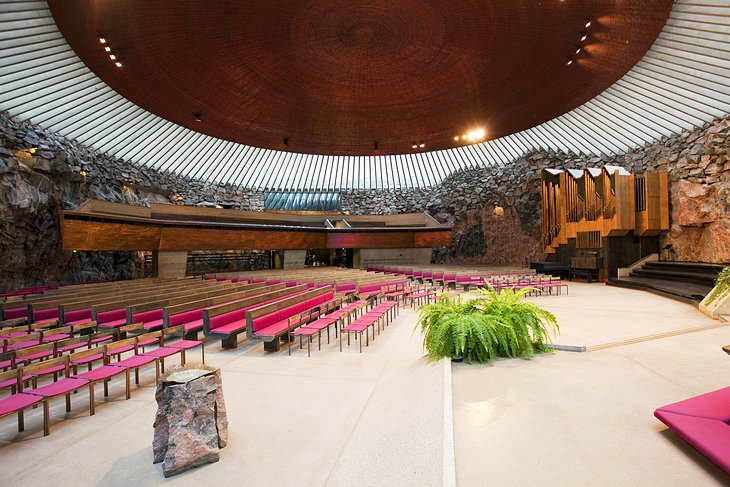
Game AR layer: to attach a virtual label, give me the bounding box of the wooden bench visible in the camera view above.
[203,285,309,349]
[163,282,272,340]
[246,286,336,352]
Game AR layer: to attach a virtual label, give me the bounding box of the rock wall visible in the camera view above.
[1,110,728,291]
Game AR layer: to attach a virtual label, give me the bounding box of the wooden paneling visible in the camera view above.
[48,1,672,155]
[158,227,326,251]
[414,230,452,248]
[61,217,161,251]
[61,210,451,251]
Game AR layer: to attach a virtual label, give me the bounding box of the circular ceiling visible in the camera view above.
[48,0,672,156]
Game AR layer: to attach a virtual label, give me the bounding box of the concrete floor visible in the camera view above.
[1,282,729,486]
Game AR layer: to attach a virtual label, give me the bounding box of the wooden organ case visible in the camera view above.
[541,166,669,281]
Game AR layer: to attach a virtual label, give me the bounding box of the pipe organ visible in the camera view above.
[541,166,669,280]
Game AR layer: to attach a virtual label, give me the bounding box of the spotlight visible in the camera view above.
[580,33,587,41]
[104,46,111,52]
[99,37,107,44]
[115,61,123,67]
[454,136,460,141]
[567,58,574,65]
[109,54,117,60]
[411,144,418,149]
[466,129,486,141]
[419,143,425,148]
[575,47,581,54]
[585,20,592,28]
[193,112,202,122]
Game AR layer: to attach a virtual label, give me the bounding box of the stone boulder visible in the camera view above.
[153,364,228,477]
[672,179,718,227]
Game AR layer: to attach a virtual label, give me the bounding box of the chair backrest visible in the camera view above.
[89,329,116,343]
[69,345,106,364]
[0,367,22,392]
[118,322,144,336]
[137,331,162,347]
[72,321,98,335]
[106,337,137,355]
[0,325,29,338]
[22,355,70,378]
[3,332,41,351]
[160,325,184,344]
[14,342,56,362]
[41,325,72,341]
[55,336,89,354]
[0,317,27,329]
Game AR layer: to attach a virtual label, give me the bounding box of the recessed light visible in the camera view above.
[585,20,592,28]
[567,59,574,65]
[454,136,460,141]
[581,34,587,41]
[104,46,111,52]
[575,48,581,54]
[115,61,123,67]
[419,143,425,148]
[99,38,107,44]
[109,54,117,60]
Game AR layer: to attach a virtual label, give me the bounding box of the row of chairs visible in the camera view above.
[0,325,202,436]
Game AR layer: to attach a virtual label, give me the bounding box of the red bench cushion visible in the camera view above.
[97,308,126,325]
[169,309,203,327]
[132,309,163,324]
[0,393,43,416]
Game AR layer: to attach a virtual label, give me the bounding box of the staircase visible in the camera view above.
[608,261,724,304]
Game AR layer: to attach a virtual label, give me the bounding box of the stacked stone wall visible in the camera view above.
[1,110,728,291]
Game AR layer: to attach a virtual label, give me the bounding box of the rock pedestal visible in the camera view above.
[152,364,228,477]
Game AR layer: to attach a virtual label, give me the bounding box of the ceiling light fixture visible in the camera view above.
[99,37,107,44]
[419,143,425,148]
[104,46,111,52]
[575,47,581,54]
[109,54,117,60]
[466,129,486,141]
[585,20,592,28]
[115,61,123,67]
[581,33,587,42]
[567,58,574,65]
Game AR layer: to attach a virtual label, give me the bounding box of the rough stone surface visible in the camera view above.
[1,110,729,291]
[153,365,228,478]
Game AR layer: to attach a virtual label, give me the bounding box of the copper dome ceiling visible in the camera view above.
[48,0,672,156]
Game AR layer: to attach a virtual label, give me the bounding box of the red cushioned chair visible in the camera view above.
[70,345,130,415]
[0,367,44,433]
[23,356,90,436]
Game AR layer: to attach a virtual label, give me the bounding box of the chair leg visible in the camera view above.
[43,400,50,436]
[89,384,95,416]
[66,393,71,412]
[125,369,131,399]
[17,410,24,432]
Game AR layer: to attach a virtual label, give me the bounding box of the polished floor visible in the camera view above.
[1,282,729,486]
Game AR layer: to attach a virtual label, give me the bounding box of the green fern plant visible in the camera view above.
[415,288,559,364]
[706,267,730,305]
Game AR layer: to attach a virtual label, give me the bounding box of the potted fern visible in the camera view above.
[415,287,559,364]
